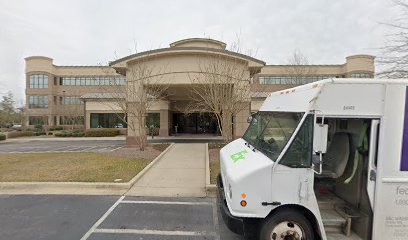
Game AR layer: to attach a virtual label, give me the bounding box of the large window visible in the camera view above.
[350,73,371,78]
[259,76,337,85]
[61,76,126,86]
[29,96,48,109]
[90,113,127,128]
[62,96,83,105]
[243,112,304,161]
[60,116,84,125]
[29,116,48,125]
[29,74,48,88]
[146,113,160,128]
[279,115,313,168]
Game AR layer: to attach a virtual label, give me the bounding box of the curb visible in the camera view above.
[0,143,175,195]
[206,184,217,198]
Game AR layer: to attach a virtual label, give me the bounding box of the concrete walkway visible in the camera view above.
[127,143,207,197]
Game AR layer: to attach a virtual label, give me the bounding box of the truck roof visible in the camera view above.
[259,78,408,117]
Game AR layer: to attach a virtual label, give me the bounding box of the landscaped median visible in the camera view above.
[0,143,173,195]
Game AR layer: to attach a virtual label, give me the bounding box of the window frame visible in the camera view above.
[277,114,314,168]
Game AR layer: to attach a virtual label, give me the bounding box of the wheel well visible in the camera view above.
[265,204,322,240]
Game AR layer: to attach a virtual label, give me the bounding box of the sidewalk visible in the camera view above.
[127,143,207,197]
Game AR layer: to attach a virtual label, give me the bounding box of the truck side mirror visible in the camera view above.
[247,114,253,123]
[313,124,328,154]
[312,123,328,175]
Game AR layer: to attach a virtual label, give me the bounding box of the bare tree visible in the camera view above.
[57,90,85,130]
[98,60,169,151]
[189,52,251,143]
[285,49,317,84]
[378,0,408,78]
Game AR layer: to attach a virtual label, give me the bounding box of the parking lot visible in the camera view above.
[0,140,125,153]
[0,195,242,240]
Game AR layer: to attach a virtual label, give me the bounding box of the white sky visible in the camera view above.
[0,0,401,105]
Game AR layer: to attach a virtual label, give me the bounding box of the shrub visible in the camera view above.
[54,130,85,137]
[34,125,43,130]
[49,126,64,131]
[0,133,6,141]
[7,131,34,138]
[85,129,120,137]
[34,131,46,136]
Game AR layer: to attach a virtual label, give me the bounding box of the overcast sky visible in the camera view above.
[0,0,401,105]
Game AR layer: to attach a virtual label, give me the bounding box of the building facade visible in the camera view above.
[25,38,375,142]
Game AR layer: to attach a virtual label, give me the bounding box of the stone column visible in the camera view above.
[159,110,169,137]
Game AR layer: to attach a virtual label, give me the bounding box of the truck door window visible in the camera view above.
[279,115,313,168]
[243,112,303,161]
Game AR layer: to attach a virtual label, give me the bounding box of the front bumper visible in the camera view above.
[217,174,244,235]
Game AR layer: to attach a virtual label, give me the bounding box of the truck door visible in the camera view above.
[367,120,379,210]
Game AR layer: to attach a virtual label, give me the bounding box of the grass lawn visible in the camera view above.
[0,152,152,182]
[209,143,225,184]
[210,159,220,185]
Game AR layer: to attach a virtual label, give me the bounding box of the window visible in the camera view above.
[279,115,313,168]
[60,76,126,86]
[350,73,371,78]
[62,96,83,105]
[60,116,84,125]
[146,113,160,128]
[29,96,48,108]
[29,74,48,88]
[243,112,304,161]
[90,113,127,128]
[259,76,337,85]
[29,116,48,125]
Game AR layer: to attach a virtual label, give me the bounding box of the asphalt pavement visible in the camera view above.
[0,140,125,153]
[0,195,242,240]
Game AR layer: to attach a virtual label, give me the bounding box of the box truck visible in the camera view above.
[218,79,408,240]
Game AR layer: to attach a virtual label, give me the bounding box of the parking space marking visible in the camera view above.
[80,195,125,240]
[120,200,212,205]
[81,197,220,239]
[93,228,217,236]
[0,145,124,153]
[212,198,221,240]
[109,146,123,152]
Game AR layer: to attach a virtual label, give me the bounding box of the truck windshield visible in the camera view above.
[243,112,304,161]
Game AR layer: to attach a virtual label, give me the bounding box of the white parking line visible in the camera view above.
[120,200,212,205]
[109,146,123,152]
[79,197,219,239]
[80,195,125,240]
[93,228,217,236]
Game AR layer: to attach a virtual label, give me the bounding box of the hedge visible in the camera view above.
[54,130,85,137]
[85,129,120,137]
[0,133,6,141]
[49,126,64,131]
[7,131,34,138]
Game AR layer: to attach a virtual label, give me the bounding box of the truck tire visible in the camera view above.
[259,209,314,240]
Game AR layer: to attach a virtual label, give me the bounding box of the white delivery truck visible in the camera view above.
[218,79,408,240]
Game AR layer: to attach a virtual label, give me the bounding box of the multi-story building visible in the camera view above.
[25,38,374,142]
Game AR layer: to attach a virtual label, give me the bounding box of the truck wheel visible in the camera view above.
[259,209,314,240]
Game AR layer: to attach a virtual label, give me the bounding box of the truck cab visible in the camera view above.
[218,79,408,240]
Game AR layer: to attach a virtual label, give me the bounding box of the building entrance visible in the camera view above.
[172,112,218,134]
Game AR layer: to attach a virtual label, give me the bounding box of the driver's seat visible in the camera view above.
[318,132,350,178]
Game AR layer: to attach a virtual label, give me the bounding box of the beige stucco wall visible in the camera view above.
[24,38,375,142]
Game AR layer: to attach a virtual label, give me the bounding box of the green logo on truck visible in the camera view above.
[230,150,248,163]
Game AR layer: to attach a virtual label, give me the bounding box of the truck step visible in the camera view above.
[321,208,347,233]
[326,232,363,240]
